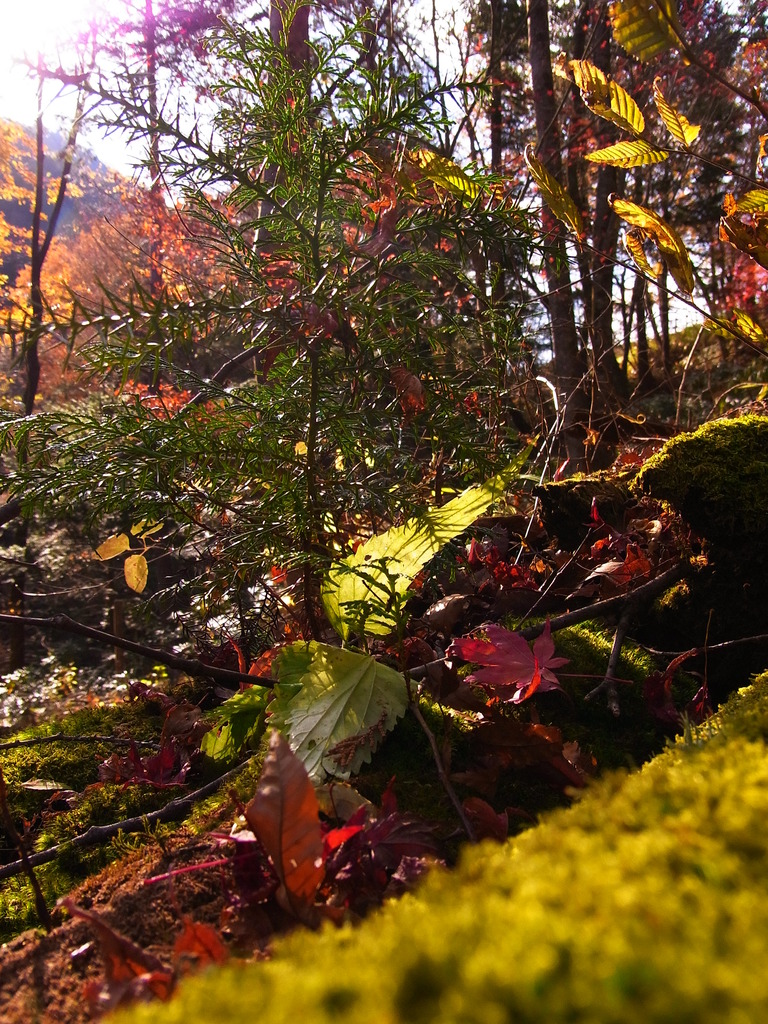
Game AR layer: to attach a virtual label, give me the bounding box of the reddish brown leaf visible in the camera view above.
[462,796,509,841]
[61,899,174,1013]
[244,731,324,917]
[173,918,228,970]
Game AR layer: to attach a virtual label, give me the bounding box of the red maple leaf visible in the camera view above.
[447,621,568,703]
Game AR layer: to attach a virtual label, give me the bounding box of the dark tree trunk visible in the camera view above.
[528,0,589,469]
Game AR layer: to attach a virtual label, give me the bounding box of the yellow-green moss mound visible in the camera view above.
[633,414,768,545]
[120,672,768,1024]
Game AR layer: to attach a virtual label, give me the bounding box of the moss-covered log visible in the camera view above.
[119,671,768,1024]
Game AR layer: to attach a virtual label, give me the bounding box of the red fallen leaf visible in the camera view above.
[462,796,509,841]
[379,776,398,817]
[644,648,700,728]
[161,702,209,749]
[244,731,324,919]
[685,681,713,724]
[98,740,190,788]
[447,620,568,702]
[248,645,284,680]
[322,822,366,857]
[61,898,175,1013]
[173,918,228,970]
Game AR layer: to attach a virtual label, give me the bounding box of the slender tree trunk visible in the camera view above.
[528,0,589,469]
[144,0,164,306]
[6,71,85,670]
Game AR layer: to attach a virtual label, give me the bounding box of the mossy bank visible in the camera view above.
[120,671,768,1024]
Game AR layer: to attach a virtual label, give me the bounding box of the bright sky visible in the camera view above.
[0,0,133,169]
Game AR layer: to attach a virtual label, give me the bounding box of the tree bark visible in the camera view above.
[527,0,589,469]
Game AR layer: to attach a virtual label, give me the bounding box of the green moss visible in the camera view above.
[118,674,768,1024]
[633,414,768,546]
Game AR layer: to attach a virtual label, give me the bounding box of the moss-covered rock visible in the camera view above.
[119,671,768,1024]
[633,414,768,548]
[535,475,633,549]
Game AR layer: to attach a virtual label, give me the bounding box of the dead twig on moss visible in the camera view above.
[0,734,162,752]
[0,612,275,689]
[0,764,53,930]
[0,760,252,882]
[584,604,636,715]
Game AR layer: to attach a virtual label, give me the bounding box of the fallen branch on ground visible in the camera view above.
[0,733,162,752]
[0,612,275,689]
[0,759,253,882]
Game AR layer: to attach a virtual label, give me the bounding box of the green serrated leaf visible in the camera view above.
[201,686,270,762]
[652,79,700,146]
[322,447,532,640]
[524,146,583,238]
[271,642,408,781]
[610,195,694,293]
[585,140,668,168]
[411,149,481,202]
[95,533,131,560]
[569,60,645,136]
[124,553,148,593]
[609,0,685,61]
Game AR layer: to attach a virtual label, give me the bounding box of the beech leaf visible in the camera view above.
[124,553,148,593]
[244,730,324,916]
[322,447,531,640]
[95,533,131,560]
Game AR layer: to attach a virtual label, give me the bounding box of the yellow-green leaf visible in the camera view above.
[322,448,532,640]
[732,308,768,346]
[610,195,694,293]
[624,228,659,278]
[524,145,583,238]
[609,0,685,61]
[652,79,700,146]
[585,140,668,167]
[131,519,163,539]
[735,189,768,214]
[410,149,481,202]
[124,553,148,593]
[568,59,644,136]
[95,533,131,560]
[720,212,768,271]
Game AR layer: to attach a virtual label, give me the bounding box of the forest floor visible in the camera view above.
[3,412,768,1023]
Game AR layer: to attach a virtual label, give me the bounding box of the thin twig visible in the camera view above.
[409,561,688,683]
[0,733,162,752]
[408,698,477,843]
[0,760,252,882]
[0,764,53,929]
[584,604,635,715]
[0,612,275,689]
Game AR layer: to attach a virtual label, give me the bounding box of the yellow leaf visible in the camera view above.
[585,140,668,167]
[410,149,481,202]
[568,60,644,136]
[131,519,163,539]
[610,195,694,293]
[95,533,131,560]
[524,145,583,239]
[732,308,768,346]
[624,228,659,278]
[735,189,768,214]
[124,553,149,593]
[609,0,685,62]
[652,79,700,146]
[295,441,308,456]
